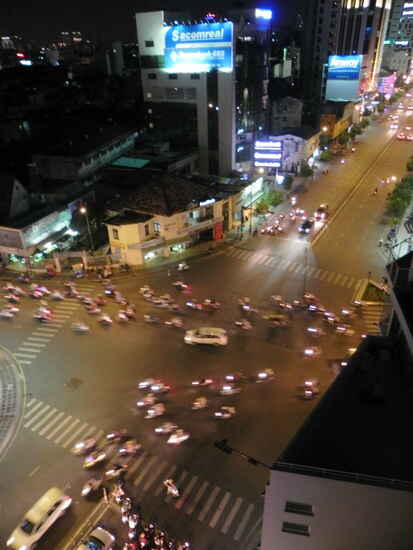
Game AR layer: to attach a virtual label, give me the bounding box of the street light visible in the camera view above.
[80,205,95,251]
[322,126,328,132]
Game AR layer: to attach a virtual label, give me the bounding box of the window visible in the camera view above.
[148,73,157,79]
[191,73,200,79]
[154,222,161,233]
[145,40,154,47]
[168,73,178,79]
[112,228,119,240]
[144,223,149,236]
[285,501,314,516]
[282,522,310,536]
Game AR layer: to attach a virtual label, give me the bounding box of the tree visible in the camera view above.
[319,134,330,147]
[266,190,284,207]
[300,162,313,177]
[319,150,332,162]
[360,118,370,129]
[282,175,294,190]
[407,159,413,172]
[377,102,385,113]
[338,132,350,146]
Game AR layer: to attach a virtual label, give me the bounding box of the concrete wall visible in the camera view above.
[261,468,413,550]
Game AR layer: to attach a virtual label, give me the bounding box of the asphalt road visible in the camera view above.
[1,101,411,550]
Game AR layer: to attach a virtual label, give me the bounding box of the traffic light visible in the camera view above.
[214,439,232,454]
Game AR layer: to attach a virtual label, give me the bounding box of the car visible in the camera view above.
[314,203,329,221]
[407,135,413,141]
[76,526,115,550]
[7,487,72,549]
[298,217,314,234]
[397,132,406,140]
[184,327,228,346]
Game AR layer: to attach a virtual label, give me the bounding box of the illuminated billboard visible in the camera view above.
[403,2,413,16]
[325,55,362,102]
[164,22,233,72]
[254,140,282,168]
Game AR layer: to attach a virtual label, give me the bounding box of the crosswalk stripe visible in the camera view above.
[319,271,328,280]
[62,422,89,448]
[294,264,304,273]
[55,303,79,308]
[227,248,238,257]
[82,425,97,439]
[306,266,316,276]
[209,491,231,528]
[165,470,188,504]
[54,418,79,444]
[175,475,198,510]
[15,353,37,359]
[333,273,342,284]
[234,503,255,541]
[340,275,348,286]
[31,408,57,432]
[27,336,49,342]
[46,322,65,327]
[155,465,177,496]
[18,360,32,365]
[347,277,355,288]
[54,314,71,319]
[128,452,148,479]
[264,257,274,265]
[47,415,72,440]
[25,401,43,418]
[313,268,322,278]
[326,272,336,282]
[27,398,36,407]
[287,262,297,272]
[24,341,46,347]
[142,460,169,492]
[31,332,54,339]
[17,347,41,354]
[133,455,158,487]
[39,411,65,436]
[198,486,220,522]
[24,405,50,428]
[221,496,243,534]
[186,480,209,515]
[255,255,266,264]
[279,259,290,269]
[35,327,59,333]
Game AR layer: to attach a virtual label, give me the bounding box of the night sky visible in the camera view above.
[0,1,291,44]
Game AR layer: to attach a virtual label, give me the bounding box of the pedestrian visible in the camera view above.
[373,187,378,195]
[378,239,383,247]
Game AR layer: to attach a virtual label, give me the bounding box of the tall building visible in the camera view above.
[387,0,413,43]
[299,0,391,123]
[135,9,274,175]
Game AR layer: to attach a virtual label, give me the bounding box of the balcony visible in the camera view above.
[178,216,222,235]
[129,234,165,249]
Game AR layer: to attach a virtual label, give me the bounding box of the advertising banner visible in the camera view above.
[325,55,363,102]
[164,22,233,72]
[254,140,283,168]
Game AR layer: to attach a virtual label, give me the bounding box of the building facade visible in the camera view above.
[135,9,274,176]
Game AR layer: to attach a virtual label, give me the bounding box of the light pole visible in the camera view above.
[80,205,95,251]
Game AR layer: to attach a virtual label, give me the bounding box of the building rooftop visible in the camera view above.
[272,126,319,140]
[109,145,198,172]
[275,336,413,489]
[108,211,152,225]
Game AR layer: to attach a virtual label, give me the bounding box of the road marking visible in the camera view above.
[319,271,328,280]
[24,405,50,428]
[18,360,32,365]
[25,401,42,417]
[31,408,57,432]
[239,250,249,259]
[287,262,297,272]
[127,452,148,479]
[35,327,59,333]
[306,266,316,276]
[175,475,198,510]
[340,275,348,286]
[15,353,37,359]
[54,418,79,444]
[326,272,336,283]
[31,332,54,339]
[26,398,36,407]
[347,277,355,288]
[23,341,47,347]
[155,465,177,496]
[234,503,255,541]
[198,486,220,522]
[313,268,322,278]
[133,455,158,487]
[28,465,40,477]
[54,314,71,319]
[185,480,209,516]
[221,496,243,534]
[27,336,49,342]
[39,411,65,436]
[279,259,290,269]
[142,460,169,492]
[18,347,41,354]
[209,491,231,528]
[62,422,89,448]
[47,415,72,440]
[264,257,274,265]
[333,273,342,284]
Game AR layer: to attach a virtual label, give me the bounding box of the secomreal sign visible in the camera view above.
[164,22,233,72]
[325,55,363,102]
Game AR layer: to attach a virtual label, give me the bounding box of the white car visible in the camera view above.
[76,526,115,550]
[7,487,72,549]
[184,327,228,346]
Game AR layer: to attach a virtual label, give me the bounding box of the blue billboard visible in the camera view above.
[164,22,233,72]
[326,55,363,102]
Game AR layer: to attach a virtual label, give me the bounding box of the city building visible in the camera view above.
[261,332,413,549]
[381,43,410,76]
[299,0,391,124]
[387,0,413,43]
[268,128,320,173]
[270,96,303,134]
[135,9,274,176]
[320,101,359,140]
[105,172,265,265]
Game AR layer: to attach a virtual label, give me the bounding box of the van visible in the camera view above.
[7,487,72,549]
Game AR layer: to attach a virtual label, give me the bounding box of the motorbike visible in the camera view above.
[95,296,106,306]
[164,317,184,328]
[104,463,128,479]
[303,346,322,358]
[118,439,142,456]
[177,262,189,271]
[167,429,190,446]
[0,309,14,320]
[306,327,326,338]
[139,285,154,296]
[255,368,275,382]
[81,477,103,497]
[203,298,221,310]
[303,292,319,304]
[17,274,31,283]
[11,286,25,297]
[144,314,160,324]
[163,479,180,497]
[71,322,90,333]
[154,422,178,434]
[118,311,129,323]
[191,378,213,388]
[220,383,242,396]
[145,403,165,419]
[172,281,190,291]
[99,315,113,326]
[52,291,64,301]
[214,406,236,419]
[87,305,101,315]
[137,393,157,408]
[106,429,128,443]
[307,303,327,315]
[4,294,19,304]
[185,300,203,311]
[71,438,96,455]
[192,396,207,410]
[235,319,252,330]
[34,313,52,323]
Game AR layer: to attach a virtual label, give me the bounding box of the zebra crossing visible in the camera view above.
[224,246,361,289]
[361,303,391,335]
[13,283,97,367]
[23,398,262,543]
